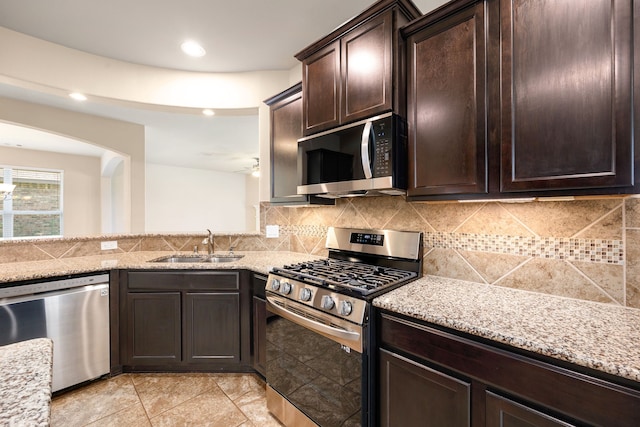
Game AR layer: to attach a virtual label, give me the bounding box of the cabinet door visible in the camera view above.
[185,292,240,363]
[269,86,307,203]
[341,10,393,124]
[252,274,267,375]
[407,3,487,197]
[126,292,181,365]
[379,349,470,426]
[486,392,575,427]
[497,0,633,192]
[302,41,341,135]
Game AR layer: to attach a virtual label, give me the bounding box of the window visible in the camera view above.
[1,166,63,239]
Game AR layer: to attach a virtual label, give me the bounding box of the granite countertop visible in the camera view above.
[2,253,640,388]
[0,251,322,284]
[373,275,640,384]
[0,338,53,426]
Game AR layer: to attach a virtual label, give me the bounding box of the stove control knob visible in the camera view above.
[321,295,335,310]
[281,281,292,295]
[339,301,353,316]
[270,279,280,291]
[299,288,312,301]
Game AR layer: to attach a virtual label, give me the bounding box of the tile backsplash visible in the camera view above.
[1,195,638,310]
[261,196,640,309]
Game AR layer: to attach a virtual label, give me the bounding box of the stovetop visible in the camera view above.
[271,258,417,296]
[266,228,423,324]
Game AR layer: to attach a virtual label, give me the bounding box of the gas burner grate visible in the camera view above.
[275,258,417,295]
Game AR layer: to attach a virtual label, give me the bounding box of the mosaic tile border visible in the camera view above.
[287,225,624,265]
[280,224,323,237]
[425,232,624,265]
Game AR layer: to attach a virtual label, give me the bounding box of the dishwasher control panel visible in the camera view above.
[0,273,110,299]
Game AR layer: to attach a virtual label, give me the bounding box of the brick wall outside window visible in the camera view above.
[1,167,62,238]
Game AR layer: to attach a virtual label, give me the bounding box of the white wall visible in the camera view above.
[110,160,127,234]
[0,97,145,233]
[0,146,101,237]
[245,175,260,232]
[145,163,249,233]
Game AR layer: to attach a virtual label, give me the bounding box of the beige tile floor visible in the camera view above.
[51,373,283,427]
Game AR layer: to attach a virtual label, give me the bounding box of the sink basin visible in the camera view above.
[208,254,244,263]
[150,255,208,263]
[150,254,245,263]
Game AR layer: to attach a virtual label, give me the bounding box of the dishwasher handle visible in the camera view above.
[0,283,109,306]
[0,273,110,300]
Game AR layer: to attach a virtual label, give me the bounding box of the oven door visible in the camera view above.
[266,293,364,427]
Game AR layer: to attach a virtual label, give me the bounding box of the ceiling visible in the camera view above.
[0,0,443,174]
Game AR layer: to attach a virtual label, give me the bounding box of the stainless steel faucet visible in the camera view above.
[206,229,214,255]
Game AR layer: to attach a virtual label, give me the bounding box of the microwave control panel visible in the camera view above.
[373,122,392,176]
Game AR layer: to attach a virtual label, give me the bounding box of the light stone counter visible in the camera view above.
[0,251,322,284]
[373,275,640,384]
[0,338,53,426]
[3,254,639,388]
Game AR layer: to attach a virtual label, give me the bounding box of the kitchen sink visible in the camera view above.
[151,255,207,263]
[208,255,244,263]
[150,254,244,263]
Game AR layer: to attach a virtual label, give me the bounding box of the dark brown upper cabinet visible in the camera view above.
[300,42,341,135]
[295,0,422,136]
[405,0,638,201]
[404,2,487,197]
[496,0,634,193]
[341,12,393,124]
[264,83,334,206]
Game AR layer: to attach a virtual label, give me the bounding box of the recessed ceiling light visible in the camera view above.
[202,109,215,116]
[69,92,87,101]
[181,40,206,57]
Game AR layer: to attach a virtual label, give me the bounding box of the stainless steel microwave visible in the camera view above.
[297,112,407,198]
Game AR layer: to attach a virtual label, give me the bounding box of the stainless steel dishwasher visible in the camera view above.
[0,273,110,392]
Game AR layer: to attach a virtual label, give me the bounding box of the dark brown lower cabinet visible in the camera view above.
[486,392,574,427]
[127,292,181,364]
[120,270,250,371]
[379,349,470,426]
[251,273,267,376]
[252,296,266,376]
[378,310,640,427]
[185,292,239,363]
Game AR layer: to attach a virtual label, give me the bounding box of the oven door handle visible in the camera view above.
[266,296,361,344]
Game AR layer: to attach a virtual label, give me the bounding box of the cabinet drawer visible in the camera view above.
[128,271,239,291]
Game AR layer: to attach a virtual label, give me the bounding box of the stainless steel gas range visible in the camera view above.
[265,227,423,427]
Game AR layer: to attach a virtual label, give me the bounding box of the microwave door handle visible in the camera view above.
[360,121,374,179]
